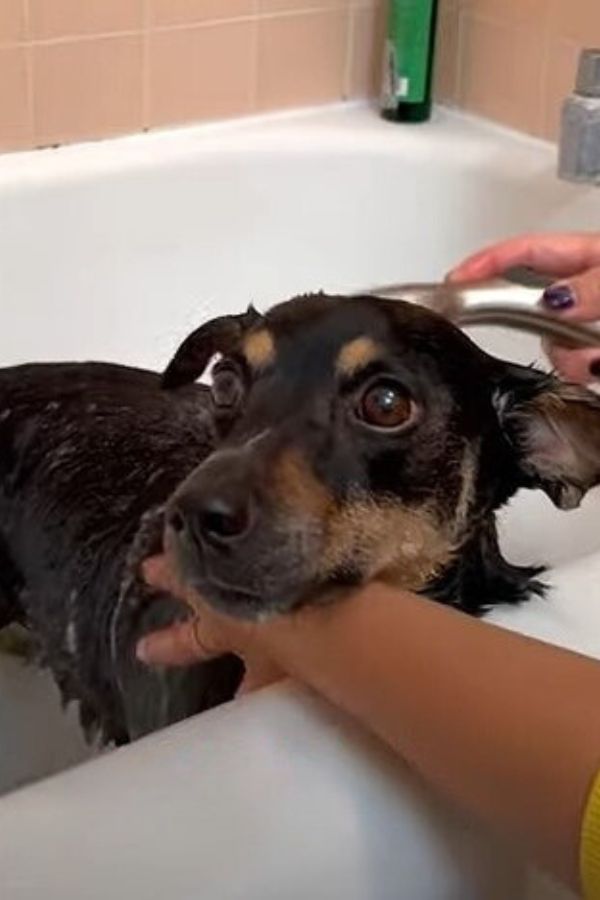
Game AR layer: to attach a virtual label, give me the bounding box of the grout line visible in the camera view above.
[21,0,35,143]
[447,4,461,106]
[0,7,348,50]
[249,13,259,113]
[21,0,30,39]
[0,29,141,49]
[342,6,355,100]
[455,4,466,105]
[141,0,150,129]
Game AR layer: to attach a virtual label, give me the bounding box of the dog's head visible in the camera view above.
[162,294,600,619]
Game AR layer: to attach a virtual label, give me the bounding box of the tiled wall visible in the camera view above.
[0,0,384,152]
[0,0,598,154]
[437,0,600,140]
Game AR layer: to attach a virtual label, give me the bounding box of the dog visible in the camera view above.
[2,293,600,746]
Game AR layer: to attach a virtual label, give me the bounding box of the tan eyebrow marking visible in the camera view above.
[335,336,381,377]
[243,329,275,370]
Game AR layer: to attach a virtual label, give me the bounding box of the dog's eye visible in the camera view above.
[356,380,414,431]
[210,366,244,411]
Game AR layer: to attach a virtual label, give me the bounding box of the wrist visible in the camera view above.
[253,582,412,670]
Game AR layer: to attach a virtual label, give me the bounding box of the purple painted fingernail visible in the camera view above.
[589,359,600,378]
[542,284,575,311]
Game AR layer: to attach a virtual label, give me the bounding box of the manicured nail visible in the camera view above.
[542,284,575,311]
[136,639,149,663]
[589,359,600,378]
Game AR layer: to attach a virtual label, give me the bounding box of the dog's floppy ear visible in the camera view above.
[162,305,262,389]
[494,364,600,510]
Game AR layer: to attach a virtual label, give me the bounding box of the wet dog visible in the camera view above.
[2,294,600,745]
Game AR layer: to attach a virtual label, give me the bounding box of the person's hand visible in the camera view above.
[447,232,600,384]
[136,555,285,694]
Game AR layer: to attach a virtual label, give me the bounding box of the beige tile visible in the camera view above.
[0,46,31,150]
[549,0,600,44]
[348,5,385,98]
[147,22,256,127]
[434,5,460,103]
[259,0,347,12]
[0,0,26,44]
[29,0,143,40]
[541,36,579,140]
[33,36,143,145]
[458,13,546,136]
[148,0,256,27]
[257,11,347,110]
[459,0,551,27]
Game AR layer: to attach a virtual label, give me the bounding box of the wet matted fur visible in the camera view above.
[2,294,600,744]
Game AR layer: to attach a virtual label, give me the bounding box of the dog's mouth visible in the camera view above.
[188,571,265,619]
[163,522,273,618]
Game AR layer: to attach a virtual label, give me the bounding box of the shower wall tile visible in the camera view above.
[0,45,31,151]
[148,21,256,126]
[33,35,143,145]
[28,0,144,40]
[0,0,26,45]
[0,0,598,153]
[257,11,347,109]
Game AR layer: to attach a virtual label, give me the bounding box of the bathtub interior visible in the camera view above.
[0,105,599,805]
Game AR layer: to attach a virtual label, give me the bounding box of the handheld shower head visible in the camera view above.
[363,267,600,349]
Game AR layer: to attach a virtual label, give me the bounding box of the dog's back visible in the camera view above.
[0,362,242,743]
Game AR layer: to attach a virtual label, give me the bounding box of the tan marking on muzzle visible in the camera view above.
[320,497,455,591]
[243,329,276,370]
[271,449,334,519]
[335,336,381,377]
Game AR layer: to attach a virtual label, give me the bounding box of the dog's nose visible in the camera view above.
[168,489,252,548]
[198,495,250,541]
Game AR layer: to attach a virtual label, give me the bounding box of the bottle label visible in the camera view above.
[381,0,436,109]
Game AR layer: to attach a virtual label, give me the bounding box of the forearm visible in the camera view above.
[260,584,600,890]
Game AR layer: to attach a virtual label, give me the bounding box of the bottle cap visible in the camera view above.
[576,48,600,97]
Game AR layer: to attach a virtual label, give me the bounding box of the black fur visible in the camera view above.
[2,295,600,745]
[0,363,242,744]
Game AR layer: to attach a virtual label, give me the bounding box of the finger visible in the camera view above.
[142,555,180,593]
[541,266,600,322]
[447,233,600,284]
[136,619,214,667]
[142,555,200,607]
[544,340,600,385]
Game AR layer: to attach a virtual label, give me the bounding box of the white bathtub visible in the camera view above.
[0,103,599,900]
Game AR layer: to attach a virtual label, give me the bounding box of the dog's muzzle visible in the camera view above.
[163,436,321,617]
[167,457,255,551]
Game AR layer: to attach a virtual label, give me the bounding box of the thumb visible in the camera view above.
[542,265,600,321]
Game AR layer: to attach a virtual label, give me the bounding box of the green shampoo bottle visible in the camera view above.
[381,0,440,123]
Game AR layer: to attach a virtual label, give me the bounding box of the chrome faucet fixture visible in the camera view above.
[558,48,600,185]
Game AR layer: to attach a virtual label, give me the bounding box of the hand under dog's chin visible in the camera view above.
[176,557,342,622]
[169,548,312,621]
[165,525,358,620]
[196,571,356,621]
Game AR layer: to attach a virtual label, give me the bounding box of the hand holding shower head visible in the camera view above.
[363,267,600,349]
